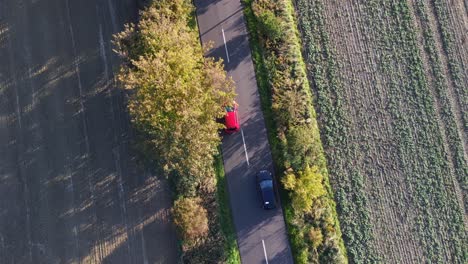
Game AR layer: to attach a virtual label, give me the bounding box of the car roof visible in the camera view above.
[261,184,276,208]
[225,109,239,128]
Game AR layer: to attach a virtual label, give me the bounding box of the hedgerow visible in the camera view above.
[243,0,347,263]
[113,0,239,262]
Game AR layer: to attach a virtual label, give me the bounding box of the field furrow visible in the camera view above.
[432,0,468,143]
[409,0,467,223]
[294,0,467,262]
[321,1,426,262]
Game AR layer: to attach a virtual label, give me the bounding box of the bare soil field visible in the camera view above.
[294,0,467,263]
[0,0,178,263]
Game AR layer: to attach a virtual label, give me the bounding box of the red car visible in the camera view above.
[224,105,240,133]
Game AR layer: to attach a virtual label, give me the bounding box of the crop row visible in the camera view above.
[429,0,468,206]
[360,0,465,261]
[294,0,379,262]
[362,0,465,262]
[413,0,467,221]
[295,0,467,262]
[432,0,468,133]
[383,1,465,261]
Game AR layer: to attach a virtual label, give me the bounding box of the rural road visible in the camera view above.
[0,0,178,263]
[194,1,294,263]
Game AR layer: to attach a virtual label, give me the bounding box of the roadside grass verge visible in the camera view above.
[214,149,241,264]
[189,6,240,262]
[242,0,347,263]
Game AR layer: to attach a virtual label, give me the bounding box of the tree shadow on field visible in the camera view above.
[0,0,180,263]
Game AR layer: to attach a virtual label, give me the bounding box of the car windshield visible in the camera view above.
[260,179,273,189]
[225,106,235,112]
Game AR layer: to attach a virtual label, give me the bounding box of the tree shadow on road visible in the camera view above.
[199,7,251,73]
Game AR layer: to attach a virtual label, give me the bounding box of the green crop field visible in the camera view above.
[293,0,467,262]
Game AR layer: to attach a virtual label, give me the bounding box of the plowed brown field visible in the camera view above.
[294,0,467,263]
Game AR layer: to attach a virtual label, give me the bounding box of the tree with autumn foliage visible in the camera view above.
[113,0,238,262]
[172,197,209,247]
[113,0,235,196]
[282,165,326,214]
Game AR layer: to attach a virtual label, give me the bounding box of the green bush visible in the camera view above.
[308,227,323,249]
[282,166,326,214]
[172,197,209,247]
[285,125,314,170]
[257,9,284,41]
[172,172,198,197]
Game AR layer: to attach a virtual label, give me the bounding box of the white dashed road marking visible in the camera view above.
[262,239,269,264]
[222,27,230,63]
[241,128,249,166]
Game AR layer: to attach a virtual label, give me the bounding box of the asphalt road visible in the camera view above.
[194,1,294,263]
[0,0,178,263]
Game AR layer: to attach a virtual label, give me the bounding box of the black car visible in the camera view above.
[256,170,277,209]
